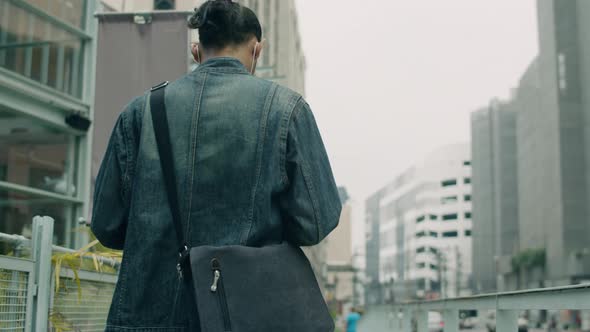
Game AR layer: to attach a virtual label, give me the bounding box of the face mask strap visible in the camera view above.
[250,42,259,74]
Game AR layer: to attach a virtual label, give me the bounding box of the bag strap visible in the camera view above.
[150,82,190,263]
[150,82,200,330]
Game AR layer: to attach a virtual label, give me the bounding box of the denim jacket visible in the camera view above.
[91,57,342,331]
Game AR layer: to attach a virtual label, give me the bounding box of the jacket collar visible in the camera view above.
[196,57,250,74]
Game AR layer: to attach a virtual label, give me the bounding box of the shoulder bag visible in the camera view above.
[149,82,334,332]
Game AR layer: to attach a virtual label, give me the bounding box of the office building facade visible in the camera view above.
[471,0,590,290]
[0,0,98,250]
[325,188,357,315]
[470,99,519,292]
[516,0,590,285]
[365,189,384,305]
[367,144,473,302]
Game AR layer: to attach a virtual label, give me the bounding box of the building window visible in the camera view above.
[463,161,471,166]
[558,53,567,92]
[417,262,426,269]
[464,195,472,202]
[416,231,426,238]
[0,1,86,97]
[417,278,426,289]
[441,196,458,205]
[464,178,471,184]
[20,0,87,28]
[429,247,438,254]
[416,247,426,254]
[430,264,438,270]
[0,108,78,195]
[465,212,472,219]
[441,179,457,187]
[0,107,80,250]
[465,230,472,237]
[429,214,437,220]
[154,0,175,10]
[429,231,438,238]
[442,213,458,221]
[442,231,458,238]
[416,215,425,223]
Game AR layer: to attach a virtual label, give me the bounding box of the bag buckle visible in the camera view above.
[151,81,169,92]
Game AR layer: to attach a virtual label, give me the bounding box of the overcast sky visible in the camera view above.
[294,0,539,205]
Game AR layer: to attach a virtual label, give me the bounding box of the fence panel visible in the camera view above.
[0,216,119,331]
[0,256,35,332]
[50,269,117,332]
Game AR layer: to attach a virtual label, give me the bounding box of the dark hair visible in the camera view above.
[188,0,262,50]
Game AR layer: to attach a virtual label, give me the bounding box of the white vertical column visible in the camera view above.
[390,309,401,331]
[0,1,10,66]
[443,309,459,332]
[24,13,36,78]
[497,310,518,332]
[416,310,429,332]
[31,216,54,332]
[402,309,413,332]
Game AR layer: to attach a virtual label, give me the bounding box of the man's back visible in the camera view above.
[92,58,341,330]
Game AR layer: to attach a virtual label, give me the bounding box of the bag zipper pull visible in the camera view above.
[210,258,221,292]
[211,270,221,292]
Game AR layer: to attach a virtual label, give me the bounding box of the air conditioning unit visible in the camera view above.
[154,0,175,10]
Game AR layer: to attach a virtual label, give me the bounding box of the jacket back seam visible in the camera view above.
[186,72,209,243]
[242,83,279,245]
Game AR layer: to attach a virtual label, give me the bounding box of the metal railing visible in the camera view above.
[363,284,590,332]
[0,216,118,331]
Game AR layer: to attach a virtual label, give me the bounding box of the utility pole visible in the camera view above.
[435,249,447,298]
[442,253,447,298]
[455,246,462,297]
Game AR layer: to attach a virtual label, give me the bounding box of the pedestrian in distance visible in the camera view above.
[92,0,342,331]
[346,308,362,332]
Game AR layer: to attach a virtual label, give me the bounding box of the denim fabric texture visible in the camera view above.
[92,57,342,330]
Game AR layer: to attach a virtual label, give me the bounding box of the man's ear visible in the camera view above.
[191,43,201,63]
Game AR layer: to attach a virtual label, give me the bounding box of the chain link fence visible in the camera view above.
[0,268,29,331]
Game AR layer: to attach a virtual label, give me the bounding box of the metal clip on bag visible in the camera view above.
[150,83,334,332]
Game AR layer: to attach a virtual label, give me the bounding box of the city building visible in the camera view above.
[366,143,473,302]
[325,187,356,315]
[515,0,590,287]
[101,0,306,94]
[365,189,384,305]
[470,99,519,293]
[470,0,590,291]
[0,0,98,251]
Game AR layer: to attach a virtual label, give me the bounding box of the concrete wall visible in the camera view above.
[93,12,191,184]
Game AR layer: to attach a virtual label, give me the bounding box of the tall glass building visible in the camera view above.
[0,0,97,249]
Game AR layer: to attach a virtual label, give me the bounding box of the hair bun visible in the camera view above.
[188,8,205,29]
[188,0,262,49]
[188,0,234,30]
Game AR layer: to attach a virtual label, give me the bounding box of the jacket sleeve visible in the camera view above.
[91,97,142,250]
[279,98,342,246]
